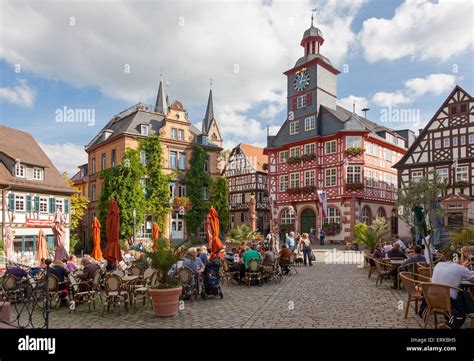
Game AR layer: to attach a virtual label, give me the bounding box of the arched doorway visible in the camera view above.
[300,208,316,235]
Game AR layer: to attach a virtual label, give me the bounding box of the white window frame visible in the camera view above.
[169,151,177,169]
[39,197,48,213]
[304,143,315,155]
[33,167,43,180]
[178,129,184,140]
[279,151,288,163]
[304,170,315,187]
[456,166,468,182]
[15,163,25,178]
[290,147,300,158]
[361,207,370,224]
[297,95,307,109]
[461,135,466,145]
[91,185,97,201]
[289,121,300,135]
[325,168,336,187]
[171,128,177,139]
[325,140,336,155]
[304,116,316,131]
[140,124,149,136]
[436,168,449,182]
[290,173,300,189]
[15,195,25,211]
[453,136,458,146]
[324,207,340,224]
[279,175,288,192]
[281,209,295,224]
[346,166,361,184]
[55,199,64,213]
[346,136,361,149]
[469,135,474,144]
[443,138,450,148]
[411,170,423,183]
[434,139,441,149]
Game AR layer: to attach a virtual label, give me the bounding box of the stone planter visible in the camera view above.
[148,287,182,317]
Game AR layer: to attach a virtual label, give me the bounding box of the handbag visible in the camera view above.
[310,252,316,261]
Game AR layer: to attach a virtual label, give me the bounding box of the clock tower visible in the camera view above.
[284,15,340,123]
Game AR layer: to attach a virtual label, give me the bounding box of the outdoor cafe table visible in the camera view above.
[122,275,139,304]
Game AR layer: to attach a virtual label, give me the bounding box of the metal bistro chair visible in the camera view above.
[245,259,263,286]
[373,259,392,287]
[399,272,431,319]
[46,274,68,310]
[364,253,377,279]
[419,282,463,329]
[68,273,96,313]
[130,270,158,310]
[176,267,199,301]
[128,265,143,277]
[101,274,129,316]
[221,261,239,286]
[1,275,23,304]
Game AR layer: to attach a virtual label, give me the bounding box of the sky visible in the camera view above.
[0,0,473,176]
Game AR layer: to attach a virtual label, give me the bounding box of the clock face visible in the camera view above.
[293,68,310,92]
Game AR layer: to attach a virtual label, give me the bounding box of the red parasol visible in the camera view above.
[35,229,48,265]
[206,207,223,257]
[152,222,160,251]
[102,199,122,264]
[91,217,103,261]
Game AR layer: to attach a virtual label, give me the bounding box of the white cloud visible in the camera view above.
[404,73,457,97]
[359,0,474,62]
[372,91,412,108]
[337,95,369,115]
[0,0,365,148]
[0,79,36,107]
[39,143,87,176]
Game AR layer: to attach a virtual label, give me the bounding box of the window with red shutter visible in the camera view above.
[292,98,297,110]
[306,93,312,105]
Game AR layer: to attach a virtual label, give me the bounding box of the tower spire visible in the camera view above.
[202,86,215,134]
[311,8,317,27]
[154,74,168,115]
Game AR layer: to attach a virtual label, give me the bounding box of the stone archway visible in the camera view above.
[300,208,316,235]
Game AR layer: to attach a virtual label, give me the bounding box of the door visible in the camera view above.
[171,219,184,240]
[300,208,316,235]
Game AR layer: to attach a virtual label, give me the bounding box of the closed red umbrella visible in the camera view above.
[206,207,223,257]
[91,217,103,261]
[36,229,48,265]
[152,222,160,251]
[102,199,122,264]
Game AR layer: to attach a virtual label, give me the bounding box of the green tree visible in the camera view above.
[210,177,230,233]
[140,135,171,230]
[184,145,210,240]
[98,149,146,242]
[64,177,89,231]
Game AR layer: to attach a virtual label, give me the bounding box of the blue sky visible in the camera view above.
[0,0,473,175]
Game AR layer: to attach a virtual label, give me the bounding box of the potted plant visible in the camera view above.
[300,153,316,162]
[140,238,186,317]
[287,156,301,165]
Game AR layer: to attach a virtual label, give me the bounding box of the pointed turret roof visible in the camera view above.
[202,88,215,134]
[344,104,366,130]
[154,77,168,114]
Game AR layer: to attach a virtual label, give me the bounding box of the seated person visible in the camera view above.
[387,243,407,259]
[461,246,473,269]
[49,260,69,290]
[279,244,293,275]
[372,244,384,259]
[389,245,426,289]
[196,246,209,266]
[240,244,262,282]
[225,248,236,264]
[182,248,205,285]
[77,258,100,282]
[5,263,28,280]
[429,251,474,328]
[382,242,393,254]
[394,236,407,251]
[66,256,78,273]
[261,247,275,266]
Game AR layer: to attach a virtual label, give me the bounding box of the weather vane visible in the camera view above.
[311,8,317,27]
[210,76,213,89]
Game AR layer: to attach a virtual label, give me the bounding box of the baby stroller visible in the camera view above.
[201,259,223,299]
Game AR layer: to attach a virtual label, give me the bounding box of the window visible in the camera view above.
[324,207,340,224]
[204,159,209,172]
[325,141,336,154]
[279,151,288,163]
[111,149,116,167]
[15,195,25,211]
[140,124,149,136]
[178,130,184,140]
[280,208,295,224]
[346,136,361,149]
[240,212,245,222]
[456,166,468,182]
[15,163,25,178]
[101,153,106,170]
[290,173,300,189]
[384,148,392,161]
[279,175,288,192]
[460,104,467,113]
[33,168,43,180]
[461,136,466,145]
[140,150,147,165]
[325,168,336,187]
[289,121,300,135]
[453,137,458,146]
[39,197,48,213]
[169,182,176,197]
[91,185,96,201]
[469,135,474,144]
[203,187,210,200]
[178,185,186,197]
[411,171,423,183]
[436,168,449,182]
[434,139,441,149]
[366,142,373,156]
[178,152,186,170]
[346,166,361,184]
[365,169,372,187]
[361,207,371,224]
[384,174,391,190]
[304,143,315,155]
[443,138,450,148]
[290,147,300,158]
[297,95,307,108]
[304,170,315,186]
[56,199,64,213]
[169,151,177,169]
[171,128,177,139]
[450,105,457,115]
[304,116,316,131]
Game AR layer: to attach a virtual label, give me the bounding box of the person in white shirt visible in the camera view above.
[394,236,406,251]
[432,255,474,299]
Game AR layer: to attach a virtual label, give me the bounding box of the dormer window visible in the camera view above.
[15,163,25,178]
[140,124,149,136]
[33,167,43,180]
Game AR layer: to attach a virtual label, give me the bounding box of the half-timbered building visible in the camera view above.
[264,17,410,243]
[394,85,474,235]
[224,144,269,234]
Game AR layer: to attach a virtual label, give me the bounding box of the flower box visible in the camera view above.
[345,182,364,192]
[345,147,365,156]
[287,157,301,165]
[286,188,302,195]
[300,153,316,162]
[300,185,316,193]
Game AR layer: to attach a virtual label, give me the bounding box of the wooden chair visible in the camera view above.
[417,264,432,279]
[364,253,377,278]
[128,265,143,277]
[373,259,392,287]
[419,282,462,329]
[399,272,431,319]
[245,259,263,286]
[101,274,129,316]
[176,267,198,300]
[68,273,95,313]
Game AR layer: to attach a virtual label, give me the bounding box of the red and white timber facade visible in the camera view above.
[264,18,409,243]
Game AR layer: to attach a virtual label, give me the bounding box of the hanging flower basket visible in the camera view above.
[287,157,301,165]
[345,182,364,192]
[322,222,341,236]
[345,147,365,156]
[301,153,316,162]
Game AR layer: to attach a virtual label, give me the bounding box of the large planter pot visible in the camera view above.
[148,287,182,317]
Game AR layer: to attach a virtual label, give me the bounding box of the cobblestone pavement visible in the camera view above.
[9,247,469,329]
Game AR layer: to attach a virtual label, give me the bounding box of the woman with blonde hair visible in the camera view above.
[299,233,313,266]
